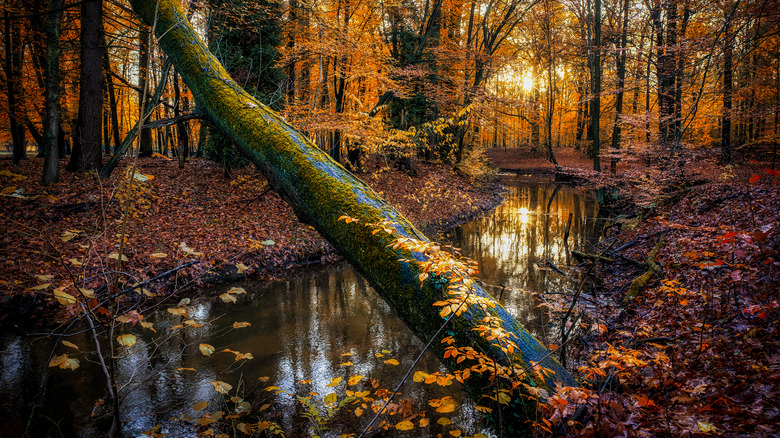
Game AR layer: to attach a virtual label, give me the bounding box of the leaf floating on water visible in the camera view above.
[232,321,251,328]
[193,401,208,411]
[49,354,80,370]
[61,340,79,350]
[210,380,233,394]
[177,367,195,371]
[199,344,215,356]
[177,298,191,307]
[235,263,249,274]
[117,334,137,347]
[340,361,353,367]
[140,321,156,332]
[220,293,237,303]
[348,375,364,385]
[384,359,399,366]
[167,307,187,317]
[226,287,246,295]
[394,420,414,430]
[326,377,343,387]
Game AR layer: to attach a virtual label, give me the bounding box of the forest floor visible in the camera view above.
[1,148,778,436]
[486,147,780,437]
[0,156,501,326]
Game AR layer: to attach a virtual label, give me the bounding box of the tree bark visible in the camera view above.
[129,0,577,417]
[609,0,630,174]
[4,9,26,165]
[592,0,602,171]
[68,0,103,171]
[42,0,64,185]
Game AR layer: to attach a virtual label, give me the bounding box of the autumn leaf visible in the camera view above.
[219,293,237,303]
[167,307,187,317]
[117,334,137,347]
[324,393,338,405]
[340,361,354,366]
[49,354,80,370]
[193,401,208,410]
[419,418,429,427]
[326,376,343,387]
[232,321,251,328]
[149,252,168,259]
[697,421,717,433]
[61,340,79,350]
[384,358,399,366]
[179,242,202,256]
[413,371,429,382]
[437,417,452,425]
[210,381,233,394]
[140,321,156,332]
[108,252,129,262]
[199,344,216,356]
[236,263,249,274]
[348,375,364,385]
[53,289,77,305]
[226,287,246,295]
[394,420,414,430]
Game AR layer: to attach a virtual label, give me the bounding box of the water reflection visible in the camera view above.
[0,177,602,437]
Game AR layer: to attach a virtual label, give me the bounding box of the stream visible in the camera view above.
[0,175,604,437]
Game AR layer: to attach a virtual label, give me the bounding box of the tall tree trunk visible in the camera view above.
[610,0,630,174]
[68,0,104,171]
[5,9,26,164]
[173,71,189,168]
[138,24,153,157]
[102,31,121,154]
[129,0,577,423]
[42,0,64,185]
[592,0,602,171]
[722,18,733,162]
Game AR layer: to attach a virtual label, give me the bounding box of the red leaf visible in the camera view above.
[765,169,780,177]
[749,175,761,184]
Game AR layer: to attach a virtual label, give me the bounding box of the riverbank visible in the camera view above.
[490,148,780,436]
[0,157,501,326]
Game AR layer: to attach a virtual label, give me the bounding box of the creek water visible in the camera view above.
[0,176,603,437]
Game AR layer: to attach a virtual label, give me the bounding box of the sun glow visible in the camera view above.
[522,73,534,92]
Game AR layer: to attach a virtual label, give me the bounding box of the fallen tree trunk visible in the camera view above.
[130,0,577,421]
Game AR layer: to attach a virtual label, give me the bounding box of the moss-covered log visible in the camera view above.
[129,0,577,415]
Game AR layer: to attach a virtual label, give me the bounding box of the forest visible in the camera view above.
[0,0,778,436]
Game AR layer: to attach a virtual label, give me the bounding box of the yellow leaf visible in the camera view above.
[167,307,187,317]
[697,422,717,433]
[233,321,251,328]
[151,152,170,160]
[326,377,343,387]
[394,420,414,431]
[77,288,94,298]
[475,405,493,413]
[49,354,80,370]
[210,381,233,394]
[179,242,202,256]
[354,407,364,417]
[348,375,364,386]
[108,253,129,262]
[226,287,246,295]
[413,371,429,382]
[177,367,195,371]
[199,344,215,356]
[140,321,156,332]
[449,430,461,437]
[68,258,83,267]
[384,358,399,366]
[1,186,16,195]
[193,401,208,410]
[236,263,249,274]
[220,293,237,303]
[117,334,137,347]
[340,361,354,366]
[436,401,457,413]
[150,252,168,259]
[184,319,203,327]
[237,423,250,433]
[419,418,429,427]
[324,393,338,405]
[35,274,53,281]
[28,282,52,291]
[498,392,511,405]
[61,340,78,350]
[437,417,451,425]
[53,289,77,305]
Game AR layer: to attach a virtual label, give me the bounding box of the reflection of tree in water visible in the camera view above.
[445,180,602,340]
